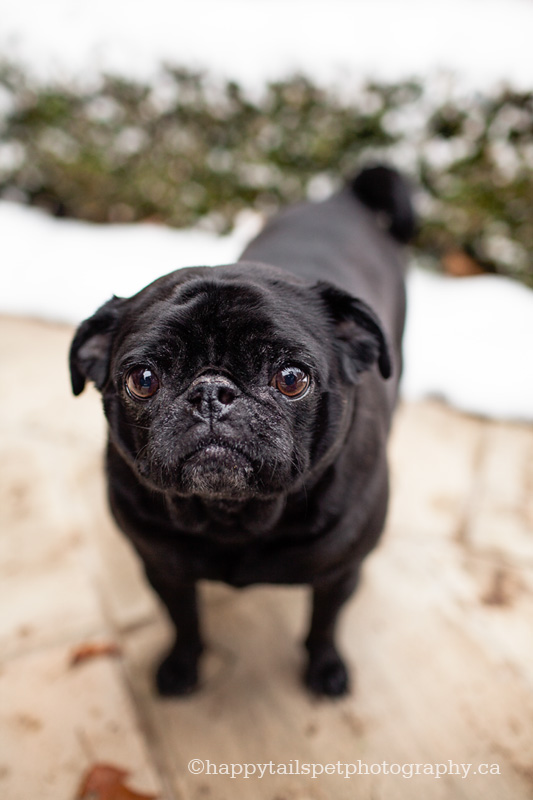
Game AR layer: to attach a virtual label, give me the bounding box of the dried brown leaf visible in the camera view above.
[442,249,485,278]
[69,641,122,667]
[75,763,157,800]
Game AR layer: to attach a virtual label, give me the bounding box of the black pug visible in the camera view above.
[69,166,414,697]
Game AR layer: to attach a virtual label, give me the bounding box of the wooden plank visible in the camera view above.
[121,541,533,800]
[467,423,533,563]
[388,401,486,541]
[0,644,163,800]
[0,433,107,657]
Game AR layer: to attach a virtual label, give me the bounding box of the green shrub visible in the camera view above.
[1,61,531,286]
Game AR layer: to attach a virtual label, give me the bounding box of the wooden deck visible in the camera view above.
[1,315,532,800]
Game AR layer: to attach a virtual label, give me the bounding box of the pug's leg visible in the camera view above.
[144,571,203,695]
[304,567,360,697]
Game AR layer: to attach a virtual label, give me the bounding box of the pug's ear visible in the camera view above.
[315,282,392,382]
[69,296,125,396]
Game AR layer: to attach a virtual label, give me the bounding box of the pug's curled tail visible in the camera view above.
[351,165,416,244]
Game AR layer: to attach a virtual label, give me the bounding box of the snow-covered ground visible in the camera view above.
[1,0,532,421]
[2,201,532,421]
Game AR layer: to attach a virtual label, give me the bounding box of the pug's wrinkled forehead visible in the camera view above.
[112,272,330,388]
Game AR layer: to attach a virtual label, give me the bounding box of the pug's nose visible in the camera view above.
[187,376,239,420]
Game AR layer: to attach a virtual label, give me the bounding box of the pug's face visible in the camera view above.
[70,264,390,500]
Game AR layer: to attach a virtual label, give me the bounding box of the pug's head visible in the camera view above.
[70,263,390,501]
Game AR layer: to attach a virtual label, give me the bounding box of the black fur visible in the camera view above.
[352,164,416,243]
[70,167,413,697]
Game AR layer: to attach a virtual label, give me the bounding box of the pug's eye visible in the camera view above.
[125,367,160,400]
[271,366,310,398]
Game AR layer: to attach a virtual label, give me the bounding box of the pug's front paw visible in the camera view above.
[156,645,201,696]
[305,647,350,697]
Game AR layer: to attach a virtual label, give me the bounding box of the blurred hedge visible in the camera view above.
[0,61,532,286]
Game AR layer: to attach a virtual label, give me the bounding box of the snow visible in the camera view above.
[0,201,259,324]
[2,201,532,422]
[402,267,533,421]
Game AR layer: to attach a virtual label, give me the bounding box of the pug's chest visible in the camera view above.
[109,466,355,586]
[125,492,345,587]
[139,531,338,588]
